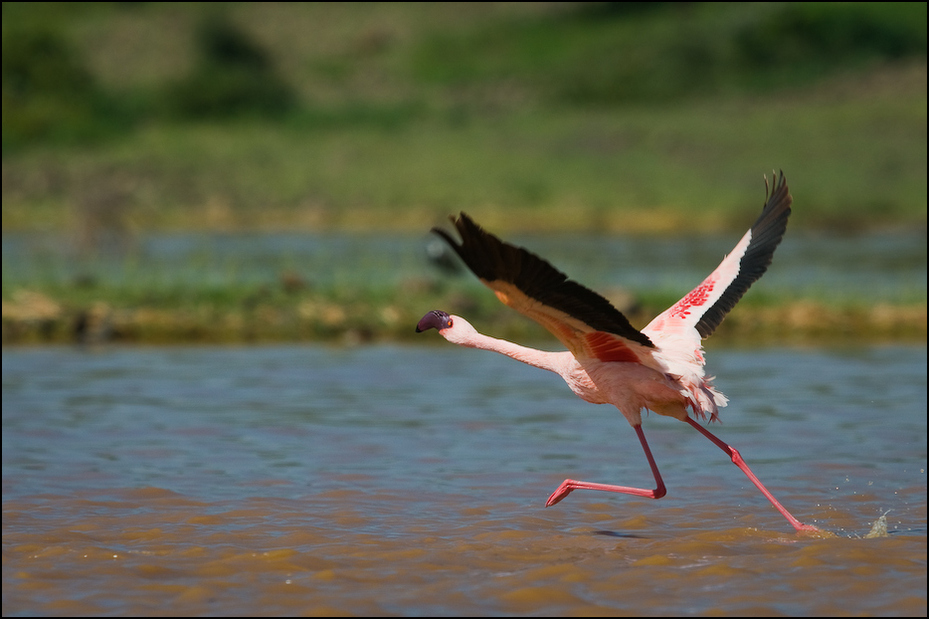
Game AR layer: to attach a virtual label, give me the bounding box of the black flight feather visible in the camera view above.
[433,214,655,348]
[694,171,792,338]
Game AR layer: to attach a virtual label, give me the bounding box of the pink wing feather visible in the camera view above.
[642,172,792,419]
[645,171,792,342]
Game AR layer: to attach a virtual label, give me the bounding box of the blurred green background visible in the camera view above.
[3,1,926,233]
[2,2,926,344]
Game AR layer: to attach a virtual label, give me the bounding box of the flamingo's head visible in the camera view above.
[416,310,479,346]
[415,310,453,333]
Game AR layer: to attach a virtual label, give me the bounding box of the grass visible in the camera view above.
[2,3,926,234]
[3,279,925,346]
[3,66,927,235]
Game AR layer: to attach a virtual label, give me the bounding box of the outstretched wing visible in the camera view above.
[644,171,792,342]
[433,213,655,364]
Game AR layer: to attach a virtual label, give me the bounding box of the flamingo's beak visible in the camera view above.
[416,310,452,333]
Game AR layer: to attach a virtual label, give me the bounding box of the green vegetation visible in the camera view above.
[2,3,926,344]
[3,276,925,346]
[2,2,926,232]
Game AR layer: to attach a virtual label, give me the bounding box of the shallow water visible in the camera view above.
[2,344,926,616]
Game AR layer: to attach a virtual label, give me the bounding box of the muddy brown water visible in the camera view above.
[3,344,926,615]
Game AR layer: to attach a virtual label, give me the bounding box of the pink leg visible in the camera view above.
[546,424,666,507]
[685,417,819,533]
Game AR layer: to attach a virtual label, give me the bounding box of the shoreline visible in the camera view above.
[4,291,925,346]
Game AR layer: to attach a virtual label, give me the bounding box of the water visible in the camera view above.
[3,343,926,616]
[3,230,926,303]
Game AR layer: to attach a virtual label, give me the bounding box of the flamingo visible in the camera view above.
[416,172,820,533]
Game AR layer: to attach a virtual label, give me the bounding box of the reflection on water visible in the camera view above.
[2,344,927,615]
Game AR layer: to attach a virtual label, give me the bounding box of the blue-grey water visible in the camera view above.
[2,230,926,303]
[2,343,926,616]
[3,229,927,614]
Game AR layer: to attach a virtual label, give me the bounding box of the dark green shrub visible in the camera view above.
[1,28,112,148]
[165,17,297,119]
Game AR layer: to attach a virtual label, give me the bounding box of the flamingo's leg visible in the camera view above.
[546,424,666,507]
[685,417,819,533]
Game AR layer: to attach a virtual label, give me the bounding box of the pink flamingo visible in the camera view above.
[416,172,819,533]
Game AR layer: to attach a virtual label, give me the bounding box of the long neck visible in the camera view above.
[455,330,569,375]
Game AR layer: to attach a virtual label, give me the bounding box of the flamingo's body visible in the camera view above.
[417,172,819,533]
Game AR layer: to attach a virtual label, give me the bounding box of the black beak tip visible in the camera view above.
[416,310,451,333]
